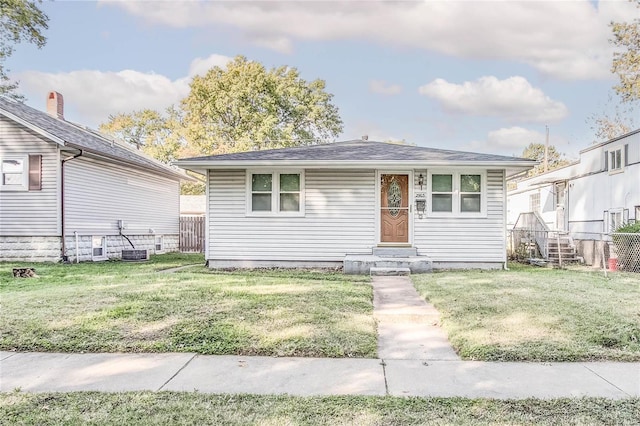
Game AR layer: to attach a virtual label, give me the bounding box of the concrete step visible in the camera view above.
[372,247,418,257]
[370,267,411,276]
[344,255,433,275]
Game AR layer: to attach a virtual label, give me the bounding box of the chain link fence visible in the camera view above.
[507,230,640,273]
[611,232,640,273]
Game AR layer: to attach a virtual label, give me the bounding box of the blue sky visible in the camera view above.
[9,0,639,159]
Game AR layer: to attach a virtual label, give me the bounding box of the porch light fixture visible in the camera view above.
[418,173,424,189]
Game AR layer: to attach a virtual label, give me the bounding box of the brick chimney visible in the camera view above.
[46,91,64,119]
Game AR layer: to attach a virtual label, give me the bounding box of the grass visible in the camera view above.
[0,254,376,357]
[1,392,638,425]
[411,263,640,362]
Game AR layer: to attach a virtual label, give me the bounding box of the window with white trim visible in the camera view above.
[155,235,164,253]
[92,236,107,260]
[609,148,623,172]
[529,192,540,212]
[247,171,304,215]
[427,171,486,216]
[1,156,28,190]
[610,210,623,232]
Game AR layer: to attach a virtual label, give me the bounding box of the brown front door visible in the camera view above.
[380,174,409,243]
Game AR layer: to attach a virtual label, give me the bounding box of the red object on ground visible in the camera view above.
[608,258,618,271]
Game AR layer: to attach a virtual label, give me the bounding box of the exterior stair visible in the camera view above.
[547,234,578,265]
[344,248,432,275]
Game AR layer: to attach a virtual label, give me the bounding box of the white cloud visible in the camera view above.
[464,126,571,156]
[369,80,402,96]
[418,76,568,123]
[102,0,640,80]
[187,54,232,78]
[15,54,232,127]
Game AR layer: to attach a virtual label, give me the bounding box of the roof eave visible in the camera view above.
[68,145,197,182]
[174,159,537,170]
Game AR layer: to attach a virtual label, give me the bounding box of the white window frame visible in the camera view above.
[529,192,540,213]
[609,148,623,173]
[426,170,487,218]
[246,170,305,217]
[154,235,164,254]
[91,236,107,261]
[0,155,29,191]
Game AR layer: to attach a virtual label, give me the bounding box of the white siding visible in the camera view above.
[64,157,180,235]
[208,168,506,264]
[508,131,640,236]
[414,169,506,263]
[208,169,376,261]
[0,117,59,236]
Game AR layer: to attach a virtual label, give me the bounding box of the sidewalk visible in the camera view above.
[1,351,638,399]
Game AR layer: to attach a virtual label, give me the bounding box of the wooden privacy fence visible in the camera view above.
[180,215,205,253]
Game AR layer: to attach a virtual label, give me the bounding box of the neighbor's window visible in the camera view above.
[529,192,540,213]
[609,148,623,171]
[1,157,27,190]
[610,211,623,232]
[155,235,164,253]
[248,171,304,215]
[0,155,42,191]
[428,171,485,216]
[92,236,107,260]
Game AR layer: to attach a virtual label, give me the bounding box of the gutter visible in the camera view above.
[60,149,83,262]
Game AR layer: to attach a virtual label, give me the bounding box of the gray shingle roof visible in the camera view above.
[180,140,533,163]
[0,97,188,180]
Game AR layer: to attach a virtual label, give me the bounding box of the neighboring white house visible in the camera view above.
[0,92,190,262]
[507,129,640,263]
[176,140,535,271]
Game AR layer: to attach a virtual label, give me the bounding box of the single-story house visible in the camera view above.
[507,129,639,265]
[176,140,535,272]
[0,92,191,262]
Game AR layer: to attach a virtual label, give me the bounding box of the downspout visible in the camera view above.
[61,150,83,262]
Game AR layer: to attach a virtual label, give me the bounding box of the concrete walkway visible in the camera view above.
[372,276,459,360]
[1,351,638,399]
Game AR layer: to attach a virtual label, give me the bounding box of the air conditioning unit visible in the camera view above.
[121,249,149,261]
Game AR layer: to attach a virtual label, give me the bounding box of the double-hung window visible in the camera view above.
[0,155,42,191]
[1,156,28,190]
[427,171,485,216]
[248,171,304,215]
[610,148,623,172]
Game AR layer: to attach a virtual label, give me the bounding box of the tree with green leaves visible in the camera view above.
[611,0,640,103]
[521,142,570,177]
[100,55,344,194]
[99,107,205,194]
[182,55,343,154]
[589,0,640,142]
[99,107,189,163]
[0,0,49,100]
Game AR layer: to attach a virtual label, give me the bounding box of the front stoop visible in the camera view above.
[370,267,411,276]
[344,251,433,275]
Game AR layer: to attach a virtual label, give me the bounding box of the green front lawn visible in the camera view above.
[412,263,640,361]
[2,392,638,425]
[0,254,376,357]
